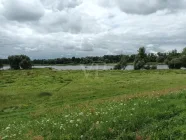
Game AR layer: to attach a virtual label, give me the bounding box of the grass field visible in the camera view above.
[1,69,186,139]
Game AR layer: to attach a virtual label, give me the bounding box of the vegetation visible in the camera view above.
[1,69,186,139]
[134,47,147,70]
[114,55,128,70]
[8,55,32,70]
[1,47,186,70]
[0,59,3,69]
[167,58,182,69]
[180,55,186,68]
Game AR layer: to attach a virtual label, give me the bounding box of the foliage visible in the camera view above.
[0,59,3,69]
[8,55,32,70]
[180,55,186,68]
[1,48,185,66]
[120,55,128,69]
[19,59,32,69]
[114,55,128,70]
[134,59,146,70]
[114,63,122,70]
[151,65,157,70]
[182,47,186,55]
[134,47,147,70]
[168,58,182,69]
[144,65,150,70]
[156,52,167,63]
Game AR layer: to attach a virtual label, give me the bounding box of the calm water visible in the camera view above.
[1,65,169,70]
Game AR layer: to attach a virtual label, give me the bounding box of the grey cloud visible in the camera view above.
[116,0,186,15]
[38,10,82,33]
[0,0,186,59]
[40,0,82,11]
[57,0,82,11]
[2,0,44,21]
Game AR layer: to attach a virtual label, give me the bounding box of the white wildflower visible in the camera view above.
[79,112,84,116]
[5,127,10,130]
[77,119,81,122]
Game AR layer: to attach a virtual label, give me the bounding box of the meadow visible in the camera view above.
[1,69,186,139]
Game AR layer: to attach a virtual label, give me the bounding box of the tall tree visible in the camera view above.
[134,47,147,70]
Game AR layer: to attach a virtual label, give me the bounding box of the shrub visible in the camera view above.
[144,65,150,70]
[134,59,145,70]
[151,65,157,70]
[114,55,128,70]
[8,55,32,70]
[180,55,186,68]
[144,65,157,70]
[0,60,3,69]
[168,58,182,69]
[120,55,128,69]
[20,59,32,69]
[114,63,122,70]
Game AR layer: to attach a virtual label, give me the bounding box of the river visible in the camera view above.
[1,65,169,70]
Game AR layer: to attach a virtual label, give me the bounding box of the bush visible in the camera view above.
[8,55,32,70]
[114,55,128,70]
[134,59,145,70]
[144,65,157,70]
[20,59,32,69]
[144,65,150,70]
[151,65,157,70]
[114,63,122,70]
[168,58,182,69]
[0,60,3,69]
[180,55,186,68]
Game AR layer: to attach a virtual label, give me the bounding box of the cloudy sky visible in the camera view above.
[0,0,186,59]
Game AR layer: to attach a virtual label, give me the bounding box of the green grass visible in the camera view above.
[1,69,186,139]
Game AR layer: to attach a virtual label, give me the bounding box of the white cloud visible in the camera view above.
[0,0,186,58]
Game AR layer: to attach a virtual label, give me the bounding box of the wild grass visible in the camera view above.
[1,69,186,139]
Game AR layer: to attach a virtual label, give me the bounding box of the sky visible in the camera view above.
[0,0,186,59]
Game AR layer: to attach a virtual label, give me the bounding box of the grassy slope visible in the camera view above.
[1,69,186,139]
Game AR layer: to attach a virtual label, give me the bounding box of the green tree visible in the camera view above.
[120,55,128,69]
[182,47,186,55]
[134,47,147,70]
[168,58,182,69]
[180,47,186,68]
[114,55,128,70]
[180,55,186,68]
[0,59,3,69]
[20,59,32,69]
[8,55,32,70]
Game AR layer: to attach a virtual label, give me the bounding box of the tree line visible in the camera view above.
[0,47,186,70]
[114,47,186,70]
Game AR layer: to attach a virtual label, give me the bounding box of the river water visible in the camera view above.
[1,65,169,70]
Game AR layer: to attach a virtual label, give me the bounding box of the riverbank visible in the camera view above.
[1,69,186,139]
